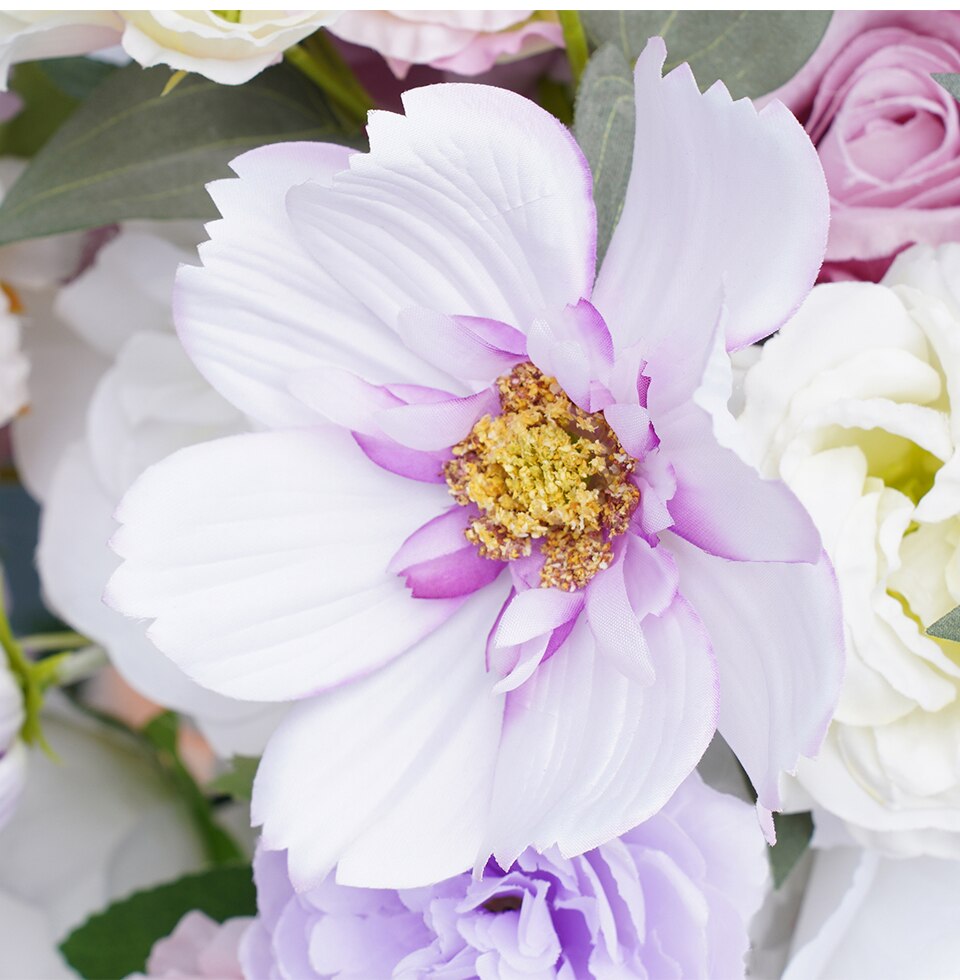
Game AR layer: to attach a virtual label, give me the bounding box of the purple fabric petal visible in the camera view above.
[527,300,615,412]
[593,38,828,355]
[376,387,500,451]
[585,537,679,685]
[667,533,845,815]
[493,587,586,647]
[604,403,659,459]
[397,308,527,383]
[389,506,504,599]
[660,402,822,563]
[352,433,447,483]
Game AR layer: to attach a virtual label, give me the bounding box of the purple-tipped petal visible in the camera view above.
[376,388,500,451]
[483,604,718,870]
[396,309,527,383]
[527,300,615,412]
[661,401,822,563]
[585,537,679,685]
[604,403,658,459]
[667,533,845,815]
[389,507,504,599]
[352,433,447,484]
[593,38,828,362]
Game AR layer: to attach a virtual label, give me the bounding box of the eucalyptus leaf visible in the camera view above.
[0,61,360,245]
[60,864,256,980]
[934,73,960,103]
[928,604,960,643]
[38,55,117,101]
[581,11,832,99]
[209,755,259,801]
[574,44,635,266]
[768,810,813,888]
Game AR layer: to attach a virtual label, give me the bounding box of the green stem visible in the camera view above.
[0,571,48,750]
[45,646,107,687]
[558,10,590,88]
[19,630,89,654]
[285,32,375,127]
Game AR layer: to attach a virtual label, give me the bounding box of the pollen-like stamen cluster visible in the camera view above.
[445,362,640,591]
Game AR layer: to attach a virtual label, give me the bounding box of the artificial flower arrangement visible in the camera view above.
[0,8,957,979]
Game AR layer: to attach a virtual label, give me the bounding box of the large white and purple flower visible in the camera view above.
[107,38,844,889]
[241,773,768,979]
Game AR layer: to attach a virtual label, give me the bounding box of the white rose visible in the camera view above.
[0,701,208,980]
[13,224,283,758]
[782,847,960,980]
[0,11,337,89]
[738,242,960,857]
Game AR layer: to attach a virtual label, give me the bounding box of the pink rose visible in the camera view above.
[328,10,563,78]
[772,12,960,281]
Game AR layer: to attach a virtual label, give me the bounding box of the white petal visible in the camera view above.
[287,82,595,334]
[484,602,718,869]
[176,141,459,429]
[252,580,510,889]
[107,427,454,701]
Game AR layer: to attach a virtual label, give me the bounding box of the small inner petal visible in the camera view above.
[444,362,640,591]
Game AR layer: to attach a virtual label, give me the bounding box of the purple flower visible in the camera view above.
[106,38,843,888]
[241,775,767,979]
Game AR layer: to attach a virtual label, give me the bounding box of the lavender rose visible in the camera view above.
[240,774,767,979]
[772,12,960,281]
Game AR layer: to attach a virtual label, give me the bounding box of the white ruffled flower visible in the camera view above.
[739,242,960,857]
[0,700,208,979]
[0,10,337,88]
[782,847,960,980]
[12,224,283,758]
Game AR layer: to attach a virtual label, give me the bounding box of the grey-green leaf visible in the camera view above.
[768,810,813,888]
[60,864,256,980]
[0,61,360,245]
[928,604,960,642]
[934,73,960,103]
[581,11,832,99]
[574,44,635,267]
[209,755,259,801]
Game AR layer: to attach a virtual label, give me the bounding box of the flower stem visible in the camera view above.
[285,32,375,128]
[19,630,90,654]
[559,11,590,89]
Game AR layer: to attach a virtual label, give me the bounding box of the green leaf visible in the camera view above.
[0,60,360,245]
[142,712,246,866]
[928,604,960,642]
[581,11,832,99]
[0,63,79,158]
[934,73,960,103]
[574,44,635,266]
[768,810,813,888]
[209,755,259,801]
[37,56,117,102]
[60,864,255,980]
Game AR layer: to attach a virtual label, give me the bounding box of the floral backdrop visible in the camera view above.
[0,10,957,980]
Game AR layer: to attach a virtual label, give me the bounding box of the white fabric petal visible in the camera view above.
[176,141,460,429]
[107,427,454,702]
[593,38,828,356]
[287,83,595,335]
[252,580,510,890]
[667,534,845,814]
[483,602,719,869]
[38,444,281,756]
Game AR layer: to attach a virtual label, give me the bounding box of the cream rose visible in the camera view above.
[739,242,960,857]
[0,11,336,88]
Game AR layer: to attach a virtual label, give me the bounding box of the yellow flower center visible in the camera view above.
[445,362,640,591]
